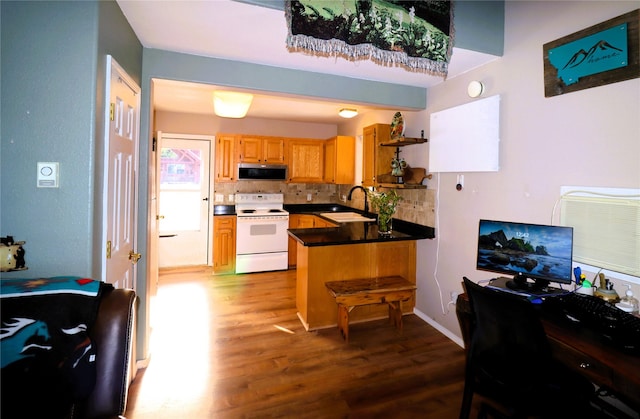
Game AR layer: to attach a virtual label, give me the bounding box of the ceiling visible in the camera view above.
[117,0,497,124]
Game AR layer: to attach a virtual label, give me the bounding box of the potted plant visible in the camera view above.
[367,189,401,235]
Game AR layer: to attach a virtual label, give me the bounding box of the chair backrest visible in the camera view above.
[73,287,137,418]
[462,277,552,393]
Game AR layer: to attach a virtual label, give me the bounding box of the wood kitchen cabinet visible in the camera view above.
[213,215,236,274]
[324,135,355,184]
[287,139,324,183]
[362,124,395,187]
[288,214,337,267]
[215,134,236,182]
[237,135,285,164]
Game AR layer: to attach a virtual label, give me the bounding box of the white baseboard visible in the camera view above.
[413,308,465,348]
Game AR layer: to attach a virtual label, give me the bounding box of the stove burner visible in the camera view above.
[269,209,283,213]
[242,209,256,213]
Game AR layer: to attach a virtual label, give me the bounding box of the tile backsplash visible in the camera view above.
[214,181,435,228]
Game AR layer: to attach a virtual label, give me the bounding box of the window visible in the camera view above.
[559,186,640,283]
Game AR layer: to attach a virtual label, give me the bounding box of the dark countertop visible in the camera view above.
[284,203,354,213]
[213,205,236,216]
[285,203,435,246]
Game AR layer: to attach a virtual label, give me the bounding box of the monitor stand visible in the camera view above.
[507,274,550,294]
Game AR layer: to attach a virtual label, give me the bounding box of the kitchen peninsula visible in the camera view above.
[287,206,434,331]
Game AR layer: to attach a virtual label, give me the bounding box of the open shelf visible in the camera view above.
[379,137,427,146]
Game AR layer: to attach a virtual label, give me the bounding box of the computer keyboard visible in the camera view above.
[541,292,640,355]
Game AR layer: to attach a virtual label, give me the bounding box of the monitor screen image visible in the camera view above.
[476,219,574,291]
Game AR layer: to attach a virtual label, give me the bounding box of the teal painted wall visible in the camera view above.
[0,0,142,279]
[454,1,504,55]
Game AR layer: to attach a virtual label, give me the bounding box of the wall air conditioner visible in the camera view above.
[559,187,640,278]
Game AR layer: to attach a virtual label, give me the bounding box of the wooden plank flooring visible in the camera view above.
[125,268,476,418]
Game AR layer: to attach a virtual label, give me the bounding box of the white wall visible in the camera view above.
[154,110,338,139]
[412,1,640,340]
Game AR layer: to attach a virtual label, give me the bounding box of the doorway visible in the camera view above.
[157,133,214,268]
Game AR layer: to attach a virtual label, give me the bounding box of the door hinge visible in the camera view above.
[106,240,112,259]
[110,103,115,121]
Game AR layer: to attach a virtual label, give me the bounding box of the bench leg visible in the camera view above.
[337,304,350,341]
[388,301,403,330]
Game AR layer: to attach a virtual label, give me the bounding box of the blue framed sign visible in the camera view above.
[543,9,639,97]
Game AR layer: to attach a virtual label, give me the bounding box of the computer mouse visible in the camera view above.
[529,297,543,304]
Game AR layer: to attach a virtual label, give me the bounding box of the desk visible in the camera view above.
[456,293,640,410]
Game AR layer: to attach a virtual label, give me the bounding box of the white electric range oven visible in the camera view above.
[235,193,289,274]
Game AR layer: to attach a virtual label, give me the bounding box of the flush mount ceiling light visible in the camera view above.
[338,108,358,119]
[467,81,485,98]
[213,91,254,118]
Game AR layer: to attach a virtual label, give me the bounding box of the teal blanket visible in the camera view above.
[1,276,111,419]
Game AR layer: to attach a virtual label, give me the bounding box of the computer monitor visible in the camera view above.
[476,219,574,292]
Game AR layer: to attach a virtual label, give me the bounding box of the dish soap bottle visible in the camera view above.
[615,285,639,315]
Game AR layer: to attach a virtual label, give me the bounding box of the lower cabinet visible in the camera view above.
[288,214,337,267]
[213,216,236,274]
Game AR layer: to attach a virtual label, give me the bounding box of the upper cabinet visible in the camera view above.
[324,135,355,184]
[213,133,354,185]
[237,136,285,164]
[362,124,395,187]
[215,134,236,182]
[287,139,324,183]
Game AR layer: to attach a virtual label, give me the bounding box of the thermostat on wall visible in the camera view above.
[37,162,59,188]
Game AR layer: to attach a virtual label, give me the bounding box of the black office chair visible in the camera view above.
[460,277,597,419]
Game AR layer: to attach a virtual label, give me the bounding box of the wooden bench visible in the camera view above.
[325,276,416,341]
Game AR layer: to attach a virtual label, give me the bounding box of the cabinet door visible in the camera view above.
[323,137,336,183]
[362,126,376,187]
[263,137,285,163]
[288,214,300,267]
[238,136,262,163]
[288,139,324,183]
[215,134,236,182]
[362,125,393,187]
[213,216,236,274]
[313,216,337,228]
[334,136,355,184]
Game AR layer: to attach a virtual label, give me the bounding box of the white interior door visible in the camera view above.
[105,56,140,290]
[158,134,213,267]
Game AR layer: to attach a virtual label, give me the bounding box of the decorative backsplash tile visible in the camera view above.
[214,181,435,228]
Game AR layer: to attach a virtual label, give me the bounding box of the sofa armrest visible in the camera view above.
[74,287,136,419]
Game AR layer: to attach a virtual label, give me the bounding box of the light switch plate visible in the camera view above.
[37,162,59,188]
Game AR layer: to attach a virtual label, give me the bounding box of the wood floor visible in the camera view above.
[125,268,477,418]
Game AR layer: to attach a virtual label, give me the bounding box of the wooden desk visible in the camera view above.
[456,293,640,410]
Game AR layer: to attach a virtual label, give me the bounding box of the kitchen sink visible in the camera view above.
[320,212,376,223]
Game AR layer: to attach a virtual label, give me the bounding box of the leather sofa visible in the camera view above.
[70,287,137,419]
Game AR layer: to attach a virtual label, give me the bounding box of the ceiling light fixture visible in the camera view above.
[338,108,358,119]
[213,91,254,118]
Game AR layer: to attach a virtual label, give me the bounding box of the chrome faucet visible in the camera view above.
[347,185,369,214]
